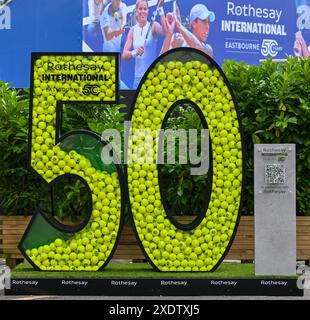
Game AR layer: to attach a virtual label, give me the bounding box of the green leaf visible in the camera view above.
[287,117,298,124]
[252,134,261,144]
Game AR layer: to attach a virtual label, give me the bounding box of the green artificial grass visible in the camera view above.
[12,262,297,279]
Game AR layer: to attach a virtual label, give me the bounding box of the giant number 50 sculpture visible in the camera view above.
[19,48,245,272]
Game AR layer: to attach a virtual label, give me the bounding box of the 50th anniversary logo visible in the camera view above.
[83,84,101,96]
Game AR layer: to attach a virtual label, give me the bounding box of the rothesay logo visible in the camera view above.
[0,3,11,30]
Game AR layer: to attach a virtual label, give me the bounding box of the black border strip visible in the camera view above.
[6,278,303,296]
[19,52,126,272]
[124,47,246,273]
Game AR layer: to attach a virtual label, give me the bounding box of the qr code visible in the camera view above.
[265,164,286,184]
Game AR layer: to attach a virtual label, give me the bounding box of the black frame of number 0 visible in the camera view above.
[19,48,245,273]
[125,48,245,273]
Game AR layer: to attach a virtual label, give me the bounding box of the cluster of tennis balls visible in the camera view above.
[26,184,121,271]
[27,55,121,271]
[128,59,243,271]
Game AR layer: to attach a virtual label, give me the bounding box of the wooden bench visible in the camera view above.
[1,216,310,268]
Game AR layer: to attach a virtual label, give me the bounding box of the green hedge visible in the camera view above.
[223,57,310,215]
[0,84,40,215]
[0,56,309,217]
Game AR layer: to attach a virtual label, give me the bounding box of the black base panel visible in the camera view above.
[6,278,303,296]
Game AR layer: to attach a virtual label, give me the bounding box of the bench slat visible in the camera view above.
[1,216,310,263]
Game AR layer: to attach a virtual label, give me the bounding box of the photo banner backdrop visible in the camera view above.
[0,1,307,88]
[83,0,298,89]
[0,0,82,88]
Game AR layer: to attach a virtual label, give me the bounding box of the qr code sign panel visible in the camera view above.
[265,164,286,184]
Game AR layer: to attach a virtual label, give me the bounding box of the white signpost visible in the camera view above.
[254,144,296,276]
